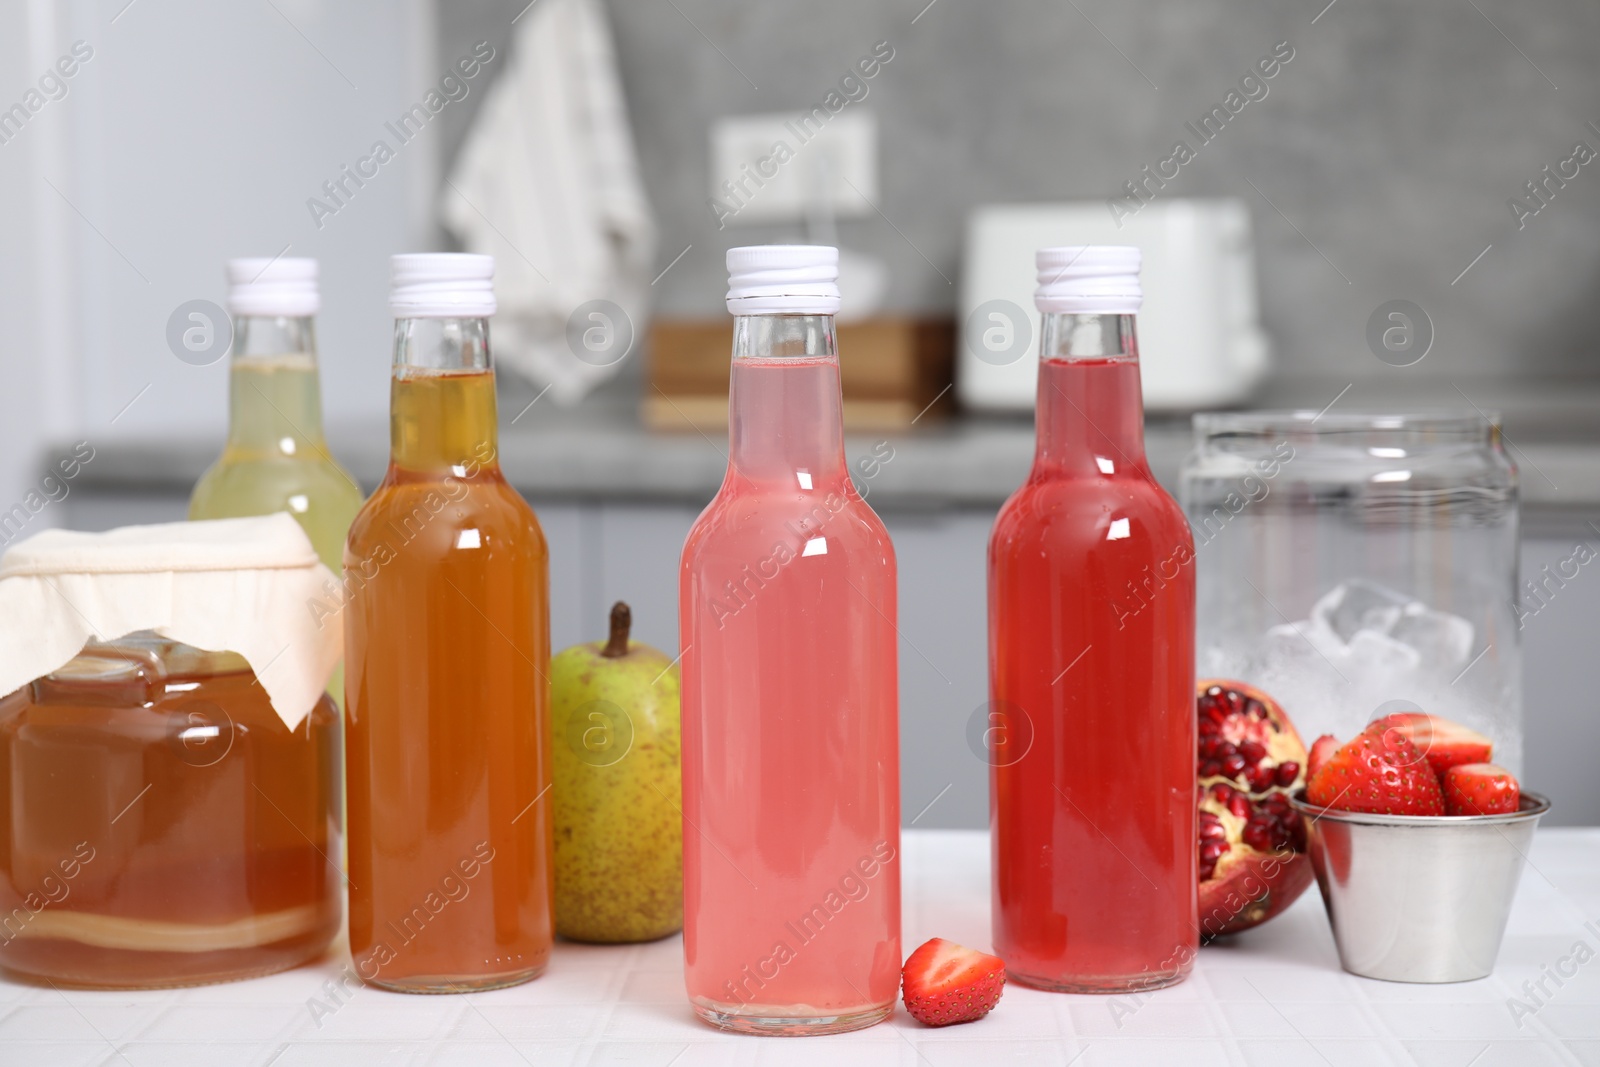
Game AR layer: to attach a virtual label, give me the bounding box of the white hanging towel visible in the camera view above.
[443,0,657,404]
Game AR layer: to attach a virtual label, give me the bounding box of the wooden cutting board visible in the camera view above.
[644,318,955,432]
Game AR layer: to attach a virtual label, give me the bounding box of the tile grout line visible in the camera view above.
[578,940,645,1062]
[1345,969,1410,1067]
[124,992,196,1046]
[1195,965,1249,1067]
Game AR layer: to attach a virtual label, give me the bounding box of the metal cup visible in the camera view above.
[1289,791,1551,983]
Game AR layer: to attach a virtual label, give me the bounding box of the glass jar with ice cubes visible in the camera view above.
[1181,413,1521,770]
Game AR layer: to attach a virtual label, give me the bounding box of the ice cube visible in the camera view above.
[1253,623,1325,681]
[1265,618,1346,663]
[1248,623,1362,742]
[1312,580,1410,644]
[1389,603,1474,672]
[1344,628,1422,676]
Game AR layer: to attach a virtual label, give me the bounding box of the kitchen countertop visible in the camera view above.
[67,376,1600,533]
[4,827,1596,1066]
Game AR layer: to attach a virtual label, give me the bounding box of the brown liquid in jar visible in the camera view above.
[0,634,341,988]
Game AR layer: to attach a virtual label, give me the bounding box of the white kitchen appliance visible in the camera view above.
[958,198,1270,412]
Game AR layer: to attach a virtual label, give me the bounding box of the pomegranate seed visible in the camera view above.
[1239,740,1266,763]
[1276,761,1301,786]
[1200,820,1228,842]
[1244,697,1265,718]
[1228,793,1251,819]
[1200,760,1222,778]
[1242,822,1273,852]
[1201,840,1228,862]
[1246,766,1273,792]
[1222,754,1247,778]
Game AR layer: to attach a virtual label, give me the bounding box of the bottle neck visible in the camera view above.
[389,317,500,474]
[1034,313,1149,475]
[728,314,846,485]
[226,315,327,452]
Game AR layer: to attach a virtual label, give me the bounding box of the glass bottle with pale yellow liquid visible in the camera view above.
[189,258,365,576]
[189,258,364,703]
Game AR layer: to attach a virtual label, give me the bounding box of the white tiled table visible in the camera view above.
[4,829,1598,1066]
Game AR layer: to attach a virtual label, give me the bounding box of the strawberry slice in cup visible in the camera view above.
[1366,712,1493,781]
[1444,763,1521,816]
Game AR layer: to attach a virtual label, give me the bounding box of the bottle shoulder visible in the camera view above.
[190,453,365,509]
[349,471,546,560]
[189,460,364,572]
[993,472,1192,554]
[684,482,893,560]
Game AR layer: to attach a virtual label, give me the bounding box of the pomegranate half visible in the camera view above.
[1196,679,1313,937]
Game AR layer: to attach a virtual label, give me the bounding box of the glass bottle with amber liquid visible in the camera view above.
[343,254,553,992]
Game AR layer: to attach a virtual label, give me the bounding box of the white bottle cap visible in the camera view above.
[226,257,319,317]
[389,253,497,318]
[726,245,841,316]
[1035,246,1142,315]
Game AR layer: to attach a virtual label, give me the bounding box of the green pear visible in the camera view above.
[550,601,683,942]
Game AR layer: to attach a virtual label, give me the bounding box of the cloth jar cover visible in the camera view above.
[0,513,341,730]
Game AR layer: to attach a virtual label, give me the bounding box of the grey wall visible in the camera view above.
[440,0,1600,384]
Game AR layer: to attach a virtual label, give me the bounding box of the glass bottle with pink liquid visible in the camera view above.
[989,247,1197,992]
[678,245,901,1035]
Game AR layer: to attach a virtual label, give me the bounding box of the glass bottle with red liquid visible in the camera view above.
[678,246,901,1035]
[989,247,1197,992]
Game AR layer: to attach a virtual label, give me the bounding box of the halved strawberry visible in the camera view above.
[1305,729,1445,816]
[1307,734,1339,779]
[1366,712,1491,781]
[901,938,1005,1027]
[1444,763,1521,816]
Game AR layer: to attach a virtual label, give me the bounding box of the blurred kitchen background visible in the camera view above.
[1,0,1597,823]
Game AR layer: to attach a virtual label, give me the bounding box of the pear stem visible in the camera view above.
[601,601,631,658]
